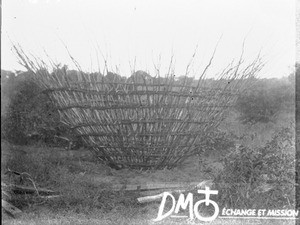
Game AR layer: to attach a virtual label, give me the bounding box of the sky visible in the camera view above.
[2,0,297,78]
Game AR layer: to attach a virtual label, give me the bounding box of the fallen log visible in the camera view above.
[2,199,22,218]
[9,184,59,196]
[137,180,213,203]
[112,181,207,192]
[2,182,59,196]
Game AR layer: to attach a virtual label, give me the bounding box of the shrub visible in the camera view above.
[236,77,295,124]
[1,71,79,147]
[215,127,296,209]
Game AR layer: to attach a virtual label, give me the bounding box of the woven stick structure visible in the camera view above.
[14,45,263,170]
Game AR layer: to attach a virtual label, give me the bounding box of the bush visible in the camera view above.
[236,77,295,124]
[1,71,79,147]
[215,127,296,209]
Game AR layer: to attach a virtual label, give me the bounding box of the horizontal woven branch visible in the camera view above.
[69,119,212,129]
[66,80,237,87]
[56,103,233,111]
[90,144,202,151]
[44,87,239,96]
[76,131,203,137]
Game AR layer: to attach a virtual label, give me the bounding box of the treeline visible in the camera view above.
[1,67,296,146]
[235,74,295,124]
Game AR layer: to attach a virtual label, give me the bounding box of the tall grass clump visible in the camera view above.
[215,127,296,209]
[12,44,263,170]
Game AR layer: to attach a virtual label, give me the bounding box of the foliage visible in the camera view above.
[1,71,82,147]
[215,127,296,209]
[200,130,236,154]
[236,76,294,124]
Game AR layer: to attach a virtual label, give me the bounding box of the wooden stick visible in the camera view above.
[137,180,213,203]
[2,200,22,218]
